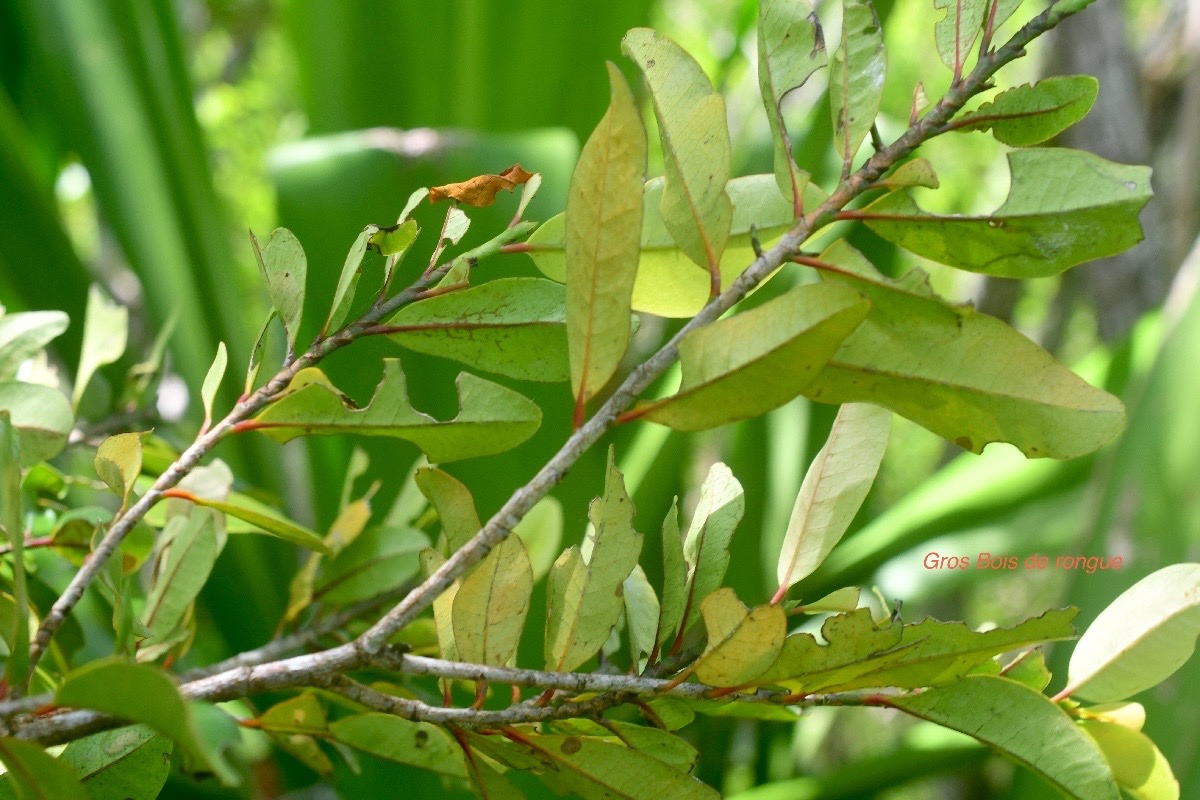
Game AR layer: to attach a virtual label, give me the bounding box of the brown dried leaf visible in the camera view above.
[429,164,535,207]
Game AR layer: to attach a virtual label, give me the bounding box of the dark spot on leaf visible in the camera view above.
[647,59,656,68]
[955,436,973,450]
[560,737,582,754]
[414,730,429,748]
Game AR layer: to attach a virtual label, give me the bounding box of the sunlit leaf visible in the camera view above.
[631,282,868,430]
[545,449,643,672]
[74,284,128,408]
[0,311,68,380]
[199,343,226,430]
[429,164,535,207]
[678,465,744,641]
[168,492,330,554]
[94,431,144,506]
[953,75,1098,146]
[691,588,787,687]
[890,677,1119,799]
[830,0,886,170]
[250,228,306,353]
[775,403,890,597]
[804,241,1126,459]
[329,713,465,777]
[876,158,939,190]
[755,607,902,690]
[656,499,687,655]
[386,278,570,382]
[857,148,1151,278]
[933,0,986,77]
[0,382,72,466]
[415,466,480,553]
[623,28,732,287]
[566,62,645,413]
[796,586,861,613]
[453,534,533,667]
[249,359,541,462]
[325,227,371,335]
[757,0,826,207]
[1067,563,1200,702]
[0,738,88,800]
[1080,720,1179,800]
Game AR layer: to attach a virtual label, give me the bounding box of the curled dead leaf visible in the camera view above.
[429,164,536,207]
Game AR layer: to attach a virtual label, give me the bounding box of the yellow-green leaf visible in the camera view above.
[453,535,533,666]
[953,75,1098,146]
[329,713,465,778]
[415,466,480,553]
[0,738,88,800]
[545,449,643,672]
[172,494,330,555]
[513,495,563,582]
[74,284,128,409]
[324,226,372,335]
[200,342,226,430]
[566,62,646,413]
[249,359,541,462]
[623,28,732,287]
[692,588,787,687]
[0,414,29,692]
[420,548,459,662]
[0,382,73,466]
[625,565,660,668]
[830,0,886,171]
[1080,720,1179,800]
[933,0,986,76]
[94,431,144,505]
[679,464,744,640]
[0,311,68,380]
[250,227,306,353]
[656,499,687,654]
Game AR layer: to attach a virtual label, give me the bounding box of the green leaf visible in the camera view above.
[249,359,541,462]
[325,226,372,335]
[369,219,420,258]
[545,449,643,672]
[1079,720,1179,800]
[513,495,563,582]
[483,732,720,800]
[566,62,645,413]
[622,28,732,285]
[464,751,525,800]
[755,607,902,690]
[74,284,128,408]
[775,403,890,597]
[250,227,307,353]
[199,342,227,430]
[258,694,333,777]
[822,607,1079,692]
[287,492,373,622]
[631,282,869,430]
[953,75,1099,146]
[453,534,533,666]
[656,499,687,654]
[933,0,986,76]
[527,175,826,318]
[804,241,1126,458]
[0,382,72,466]
[173,494,330,554]
[550,720,698,773]
[1002,649,1052,692]
[877,158,940,190]
[857,148,1151,278]
[318,524,428,606]
[887,676,1120,800]
[1066,563,1200,703]
[0,738,88,800]
[0,311,68,380]
[692,588,787,687]
[830,0,886,169]
[679,465,744,639]
[56,659,232,784]
[421,548,459,662]
[94,432,144,506]
[646,698,696,731]
[0,414,29,694]
[386,278,570,382]
[329,713,465,777]
[796,586,861,613]
[60,726,173,800]
[757,0,826,207]
[624,565,660,668]
[139,510,221,653]
[989,0,1024,30]
[244,310,275,395]
[415,466,481,553]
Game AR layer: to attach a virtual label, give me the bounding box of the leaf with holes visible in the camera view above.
[830,0,886,170]
[953,75,1098,146]
[692,588,787,686]
[330,713,465,777]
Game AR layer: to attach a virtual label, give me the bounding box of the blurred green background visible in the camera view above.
[2,0,1198,797]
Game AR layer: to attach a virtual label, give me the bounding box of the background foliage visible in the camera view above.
[1,0,1199,798]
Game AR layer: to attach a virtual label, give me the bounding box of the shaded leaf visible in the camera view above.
[757,0,826,206]
[545,449,643,672]
[258,694,332,776]
[329,713,465,777]
[857,148,1151,278]
[60,726,173,800]
[550,720,698,773]
[623,28,732,283]
[140,510,220,654]
[387,278,570,382]
[775,403,890,596]
[0,414,28,690]
[250,228,306,353]
[368,219,419,258]
[830,0,886,169]
[453,534,533,666]
[249,359,541,462]
[0,311,68,380]
[421,548,459,662]
[464,751,525,800]
[199,343,226,430]
[415,466,480,553]
[429,164,535,207]
[1002,649,1052,692]
[953,75,1098,146]
[678,464,745,642]
[527,175,826,317]
[888,676,1119,800]
[94,431,144,506]
[56,659,231,783]
[656,499,687,654]
[631,282,869,430]
[692,588,787,686]
[0,738,88,800]
[804,241,1126,459]
[624,565,660,668]
[566,62,646,411]
[286,491,373,623]
[74,284,128,408]
[1080,720,1179,800]
[933,0,986,76]
[244,310,276,396]
[325,227,371,335]
[0,382,72,466]
[1067,563,1200,703]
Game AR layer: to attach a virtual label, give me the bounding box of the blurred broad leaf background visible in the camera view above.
[1,0,1198,797]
